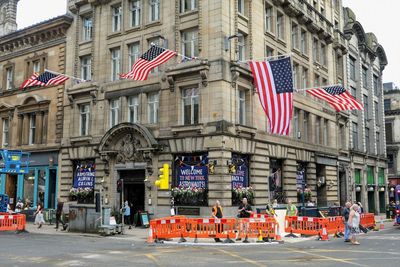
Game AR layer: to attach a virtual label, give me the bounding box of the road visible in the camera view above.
[0,223,399,267]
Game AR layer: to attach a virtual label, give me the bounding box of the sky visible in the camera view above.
[16,0,399,87]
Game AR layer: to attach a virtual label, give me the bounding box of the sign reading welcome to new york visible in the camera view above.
[231,165,248,188]
[73,164,96,188]
[177,165,208,188]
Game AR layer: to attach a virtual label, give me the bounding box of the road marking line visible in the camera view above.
[217,249,267,267]
[285,248,366,267]
[145,253,164,267]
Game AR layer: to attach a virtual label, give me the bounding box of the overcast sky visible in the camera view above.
[16,0,399,87]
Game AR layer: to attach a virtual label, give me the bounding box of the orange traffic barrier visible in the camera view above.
[360,213,375,229]
[149,217,187,243]
[237,217,277,241]
[0,213,26,231]
[285,216,343,239]
[186,218,236,243]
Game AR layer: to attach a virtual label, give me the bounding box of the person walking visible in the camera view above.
[211,200,223,242]
[123,201,131,229]
[286,200,298,216]
[348,204,361,245]
[34,203,45,229]
[342,201,352,242]
[55,198,66,230]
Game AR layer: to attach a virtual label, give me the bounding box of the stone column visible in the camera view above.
[35,111,43,144]
[42,112,48,143]
[22,114,29,145]
[16,114,23,146]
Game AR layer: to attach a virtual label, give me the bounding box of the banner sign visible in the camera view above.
[296,170,304,189]
[73,163,95,188]
[177,165,208,188]
[231,165,248,188]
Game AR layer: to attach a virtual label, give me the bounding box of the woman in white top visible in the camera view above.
[348,204,361,245]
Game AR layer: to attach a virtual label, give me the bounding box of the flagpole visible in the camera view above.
[295,84,343,92]
[44,69,86,82]
[236,53,293,64]
[150,43,203,62]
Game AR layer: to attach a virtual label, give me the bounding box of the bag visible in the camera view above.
[359,224,368,233]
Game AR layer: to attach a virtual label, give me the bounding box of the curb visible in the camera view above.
[159,240,284,246]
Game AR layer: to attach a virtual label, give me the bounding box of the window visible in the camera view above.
[314,73,320,86]
[6,67,13,90]
[149,0,160,22]
[79,104,90,136]
[323,119,328,146]
[112,5,122,32]
[181,0,197,13]
[374,102,379,123]
[350,86,356,98]
[376,132,380,154]
[238,90,246,125]
[109,99,119,127]
[365,127,370,152]
[276,12,284,40]
[2,118,9,147]
[148,38,161,73]
[128,95,139,123]
[312,38,319,62]
[29,114,36,145]
[385,122,393,143]
[82,16,92,41]
[339,124,346,149]
[303,112,308,142]
[301,67,308,88]
[33,61,40,73]
[367,166,374,184]
[388,154,394,171]
[320,43,326,66]
[238,0,245,14]
[384,99,391,111]
[363,95,368,121]
[110,47,121,81]
[291,22,298,49]
[362,67,368,88]
[354,169,361,184]
[148,92,159,124]
[237,34,246,61]
[315,117,320,144]
[130,0,141,27]
[128,42,140,69]
[349,56,356,81]
[352,122,358,149]
[293,109,299,139]
[182,88,199,125]
[300,30,307,54]
[373,75,379,95]
[265,5,273,33]
[80,55,92,81]
[292,64,298,89]
[266,46,274,58]
[181,29,199,58]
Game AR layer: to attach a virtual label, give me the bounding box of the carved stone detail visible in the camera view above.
[200,70,208,87]
[116,134,144,163]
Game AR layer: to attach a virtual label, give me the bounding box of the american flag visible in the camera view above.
[20,71,69,89]
[249,57,294,136]
[306,85,363,111]
[120,45,177,81]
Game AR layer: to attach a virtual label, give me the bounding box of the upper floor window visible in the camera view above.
[181,29,199,58]
[29,113,36,145]
[291,22,298,50]
[238,0,245,15]
[181,0,197,13]
[312,38,319,62]
[266,46,274,58]
[384,99,391,111]
[130,0,141,27]
[149,0,160,22]
[110,99,120,128]
[237,34,246,61]
[148,38,161,73]
[265,4,273,33]
[376,132,380,154]
[363,95,369,121]
[80,55,92,81]
[276,12,284,40]
[182,88,199,125]
[320,43,326,66]
[352,122,358,149]
[374,102,379,123]
[6,67,13,90]
[303,112,308,142]
[323,119,328,146]
[82,16,92,41]
[365,127,370,152]
[80,104,90,136]
[386,122,393,143]
[238,90,246,125]
[2,118,9,147]
[110,47,121,81]
[128,42,140,68]
[373,75,379,95]
[300,30,307,54]
[33,60,40,73]
[315,117,320,144]
[128,95,139,123]
[349,56,356,81]
[301,67,308,89]
[293,108,299,139]
[112,5,122,32]
[362,67,368,88]
[292,63,298,89]
[148,92,159,124]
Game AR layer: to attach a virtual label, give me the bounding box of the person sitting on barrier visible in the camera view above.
[348,204,361,245]
[286,200,298,216]
[342,201,352,242]
[211,200,223,242]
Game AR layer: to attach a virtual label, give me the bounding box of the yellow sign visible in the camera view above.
[11,155,20,161]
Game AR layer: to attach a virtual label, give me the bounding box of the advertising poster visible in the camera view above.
[73,163,96,188]
[231,165,248,188]
[177,165,208,188]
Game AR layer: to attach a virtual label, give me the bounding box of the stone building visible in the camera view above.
[384,84,400,201]
[60,0,386,217]
[343,7,388,214]
[0,0,72,209]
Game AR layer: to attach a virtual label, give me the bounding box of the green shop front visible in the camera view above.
[0,151,58,210]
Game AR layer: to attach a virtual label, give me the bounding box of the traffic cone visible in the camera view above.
[275,226,283,243]
[379,217,385,230]
[320,226,329,241]
[257,230,264,243]
[147,228,154,243]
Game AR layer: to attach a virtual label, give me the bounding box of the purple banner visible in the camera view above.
[177,166,208,188]
[73,164,95,188]
[231,165,248,188]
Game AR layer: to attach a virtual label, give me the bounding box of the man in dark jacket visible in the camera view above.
[55,198,65,230]
[342,201,351,242]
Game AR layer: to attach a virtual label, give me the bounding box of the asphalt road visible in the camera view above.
[1,224,399,267]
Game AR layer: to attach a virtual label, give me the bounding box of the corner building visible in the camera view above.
[61,0,381,216]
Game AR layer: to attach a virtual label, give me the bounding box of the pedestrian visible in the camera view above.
[123,201,131,229]
[55,198,65,231]
[237,198,252,218]
[357,202,364,213]
[348,204,361,245]
[211,200,223,242]
[272,199,278,208]
[342,201,352,242]
[286,199,298,216]
[15,199,24,213]
[34,203,45,229]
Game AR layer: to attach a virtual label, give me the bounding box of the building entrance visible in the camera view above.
[119,169,145,225]
[5,174,17,210]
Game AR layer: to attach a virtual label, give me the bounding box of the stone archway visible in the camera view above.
[98,123,159,175]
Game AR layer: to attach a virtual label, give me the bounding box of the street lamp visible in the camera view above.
[223,33,244,51]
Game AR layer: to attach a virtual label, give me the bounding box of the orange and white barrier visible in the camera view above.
[360,213,375,229]
[0,213,26,231]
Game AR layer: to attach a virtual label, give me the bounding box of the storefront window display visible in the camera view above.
[37,169,46,205]
[269,159,284,203]
[23,169,35,209]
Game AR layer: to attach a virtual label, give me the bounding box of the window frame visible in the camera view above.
[82,16,93,41]
[130,0,141,27]
[182,88,200,125]
[238,0,245,15]
[128,42,140,69]
[276,12,284,40]
[181,29,199,58]
[291,22,299,50]
[265,4,273,33]
[128,95,140,123]
[237,34,246,61]
[80,55,92,81]
[2,118,9,147]
[148,92,159,124]
[110,47,121,81]
[180,0,197,13]
[5,66,13,90]
[109,99,120,128]
[300,29,307,54]
[112,4,122,32]
[79,103,90,136]
[349,56,356,81]
[238,89,246,125]
[29,113,36,145]
[149,0,160,22]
